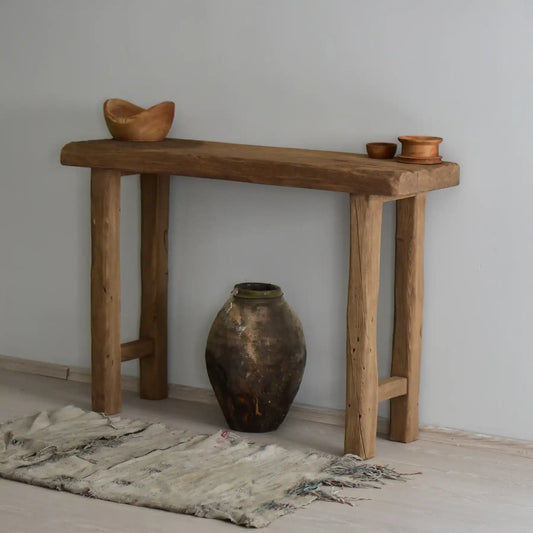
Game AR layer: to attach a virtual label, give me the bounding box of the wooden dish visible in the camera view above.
[366,142,397,159]
[397,135,443,164]
[103,99,175,141]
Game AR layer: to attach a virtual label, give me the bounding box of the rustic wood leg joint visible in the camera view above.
[378,376,408,403]
[120,338,155,362]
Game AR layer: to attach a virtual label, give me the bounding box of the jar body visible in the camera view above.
[205,283,306,432]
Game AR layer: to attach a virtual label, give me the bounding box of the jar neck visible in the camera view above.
[232,282,283,299]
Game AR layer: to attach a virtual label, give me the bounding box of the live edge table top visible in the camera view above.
[61,138,460,196]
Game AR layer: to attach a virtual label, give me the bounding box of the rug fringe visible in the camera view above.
[285,453,411,504]
[281,453,412,513]
[327,453,407,484]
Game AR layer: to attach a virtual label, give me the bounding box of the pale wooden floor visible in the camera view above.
[1,369,532,533]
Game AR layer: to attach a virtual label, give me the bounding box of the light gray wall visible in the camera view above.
[1,0,532,440]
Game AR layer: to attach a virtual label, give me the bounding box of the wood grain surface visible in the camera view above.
[378,377,408,403]
[390,194,427,442]
[345,195,383,459]
[139,174,170,400]
[90,169,122,414]
[120,339,154,362]
[61,138,459,196]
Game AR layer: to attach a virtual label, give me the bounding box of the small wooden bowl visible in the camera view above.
[366,142,397,159]
[103,99,175,141]
[397,136,443,164]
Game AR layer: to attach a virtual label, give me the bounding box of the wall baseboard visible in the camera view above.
[1,354,531,458]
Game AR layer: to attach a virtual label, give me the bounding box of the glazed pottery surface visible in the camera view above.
[205,283,306,432]
[103,98,175,141]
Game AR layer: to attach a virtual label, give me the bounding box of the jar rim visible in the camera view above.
[232,282,283,299]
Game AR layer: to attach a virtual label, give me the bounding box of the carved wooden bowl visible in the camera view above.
[103,99,175,141]
[366,142,397,159]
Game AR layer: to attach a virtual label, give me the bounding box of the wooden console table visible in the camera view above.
[61,138,459,459]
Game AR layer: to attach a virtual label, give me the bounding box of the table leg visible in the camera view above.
[390,193,426,442]
[139,174,170,400]
[90,168,122,414]
[345,194,383,459]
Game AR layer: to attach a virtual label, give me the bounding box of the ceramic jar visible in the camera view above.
[205,283,306,432]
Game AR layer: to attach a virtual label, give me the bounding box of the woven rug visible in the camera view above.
[0,406,405,527]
